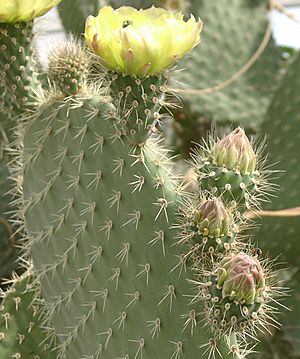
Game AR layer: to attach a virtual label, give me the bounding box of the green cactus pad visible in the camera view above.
[252,52,300,358]
[0,20,39,285]
[0,272,57,358]
[20,86,243,357]
[108,72,171,144]
[173,0,282,128]
[0,162,19,284]
[58,0,102,37]
[0,21,39,141]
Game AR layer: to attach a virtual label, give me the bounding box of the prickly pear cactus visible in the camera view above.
[0,0,62,125]
[17,7,255,358]
[174,0,283,129]
[58,0,103,37]
[0,0,63,288]
[1,2,293,358]
[0,21,37,136]
[191,128,270,211]
[20,36,238,357]
[0,163,19,285]
[252,51,300,359]
[23,90,218,358]
[0,271,57,358]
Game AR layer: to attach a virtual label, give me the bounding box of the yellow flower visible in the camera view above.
[85,6,202,77]
[0,0,62,23]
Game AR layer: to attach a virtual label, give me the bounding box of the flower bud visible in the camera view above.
[216,252,265,305]
[48,38,91,95]
[193,198,232,237]
[212,128,256,175]
[85,6,202,78]
[0,0,62,23]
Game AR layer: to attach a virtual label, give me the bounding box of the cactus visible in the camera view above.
[0,1,295,358]
[0,0,63,288]
[0,21,37,139]
[173,0,283,129]
[19,23,237,356]
[58,0,103,37]
[176,196,243,263]
[191,128,271,211]
[0,0,62,122]
[0,270,58,358]
[16,7,251,358]
[0,0,69,285]
[0,162,19,286]
[251,51,300,358]
[22,93,217,358]
[200,251,276,339]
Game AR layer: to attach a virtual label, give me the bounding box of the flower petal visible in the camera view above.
[84,5,203,77]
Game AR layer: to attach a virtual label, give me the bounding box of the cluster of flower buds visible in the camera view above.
[187,127,280,350]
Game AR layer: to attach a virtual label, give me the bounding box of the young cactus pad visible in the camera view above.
[48,38,92,96]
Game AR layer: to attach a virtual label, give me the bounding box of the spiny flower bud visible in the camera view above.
[85,6,202,78]
[178,196,241,261]
[0,0,62,23]
[201,250,282,338]
[48,38,91,95]
[216,252,265,305]
[212,128,256,175]
[193,198,232,238]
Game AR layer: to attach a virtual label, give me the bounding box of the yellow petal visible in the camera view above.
[0,0,62,23]
[84,5,203,77]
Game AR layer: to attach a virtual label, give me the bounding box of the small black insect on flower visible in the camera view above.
[123,20,133,28]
